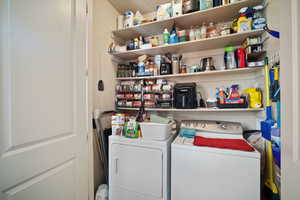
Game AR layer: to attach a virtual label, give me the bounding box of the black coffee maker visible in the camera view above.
[174,83,198,109]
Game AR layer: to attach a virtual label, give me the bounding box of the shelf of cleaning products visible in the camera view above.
[116,66,263,80]
[117,107,264,112]
[111,29,264,60]
[112,0,262,41]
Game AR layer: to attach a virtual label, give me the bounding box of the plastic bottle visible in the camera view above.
[224,46,237,69]
[200,22,207,39]
[163,28,170,44]
[189,26,196,41]
[236,48,247,68]
[219,88,226,104]
[169,29,179,44]
[213,0,222,7]
[200,0,213,10]
[195,26,202,40]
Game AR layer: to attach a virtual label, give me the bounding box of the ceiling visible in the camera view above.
[108,0,170,14]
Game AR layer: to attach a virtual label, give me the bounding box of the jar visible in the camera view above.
[222,0,229,5]
[220,24,231,36]
[207,22,219,38]
[180,64,187,73]
[178,30,187,42]
[149,36,159,47]
[253,5,264,19]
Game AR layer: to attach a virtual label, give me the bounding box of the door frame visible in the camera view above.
[86,0,95,199]
[86,0,300,199]
[281,0,300,199]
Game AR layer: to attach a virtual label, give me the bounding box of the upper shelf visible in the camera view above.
[109,0,170,14]
[117,107,264,112]
[112,0,263,41]
[116,66,263,80]
[111,29,265,60]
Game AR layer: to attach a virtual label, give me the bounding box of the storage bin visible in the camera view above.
[140,122,172,140]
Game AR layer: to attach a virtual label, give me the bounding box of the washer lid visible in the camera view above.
[172,135,261,159]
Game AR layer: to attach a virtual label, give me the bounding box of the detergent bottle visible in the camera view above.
[237,7,252,32]
[244,88,262,108]
[163,28,170,44]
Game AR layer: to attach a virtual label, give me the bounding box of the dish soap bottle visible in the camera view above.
[163,28,170,44]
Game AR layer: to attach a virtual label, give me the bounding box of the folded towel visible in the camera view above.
[179,128,196,138]
[193,136,255,152]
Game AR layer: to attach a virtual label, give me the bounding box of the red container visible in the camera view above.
[237,48,247,68]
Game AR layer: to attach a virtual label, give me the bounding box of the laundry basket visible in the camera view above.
[139,122,173,140]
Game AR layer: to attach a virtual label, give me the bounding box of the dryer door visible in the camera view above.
[111,144,163,198]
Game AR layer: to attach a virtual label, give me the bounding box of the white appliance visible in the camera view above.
[171,120,261,200]
[109,134,176,200]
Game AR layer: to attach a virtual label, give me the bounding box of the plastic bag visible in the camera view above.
[95,184,108,200]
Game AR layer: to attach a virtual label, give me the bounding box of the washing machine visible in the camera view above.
[171,120,261,200]
[109,133,176,200]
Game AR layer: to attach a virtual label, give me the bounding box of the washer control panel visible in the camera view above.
[180,120,243,136]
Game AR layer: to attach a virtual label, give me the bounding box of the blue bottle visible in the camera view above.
[169,29,179,44]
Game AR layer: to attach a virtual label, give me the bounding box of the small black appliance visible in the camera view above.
[160,63,172,75]
[174,83,198,109]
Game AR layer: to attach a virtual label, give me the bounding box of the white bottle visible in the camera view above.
[189,26,196,41]
[195,26,202,40]
[200,23,207,39]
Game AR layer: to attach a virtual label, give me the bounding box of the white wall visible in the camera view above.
[92,0,120,191]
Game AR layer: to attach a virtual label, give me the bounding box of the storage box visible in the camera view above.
[140,122,172,140]
[156,3,172,21]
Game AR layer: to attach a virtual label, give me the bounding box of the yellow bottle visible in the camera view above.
[244,88,262,108]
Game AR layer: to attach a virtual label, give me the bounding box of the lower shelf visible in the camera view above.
[116,107,264,112]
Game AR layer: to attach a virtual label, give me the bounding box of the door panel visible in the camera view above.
[111,144,163,198]
[0,0,88,199]
[4,160,76,200]
[11,0,74,146]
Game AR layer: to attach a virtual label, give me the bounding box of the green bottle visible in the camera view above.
[163,28,170,44]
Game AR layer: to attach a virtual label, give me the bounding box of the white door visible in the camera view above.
[110,144,163,199]
[281,0,300,199]
[0,0,89,200]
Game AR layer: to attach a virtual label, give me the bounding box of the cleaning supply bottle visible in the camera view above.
[219,88,226,104]
[163,28,170,44]
[237,48,247,68]
[170,28,179,44]
[224,46,237,69]
[244,88,262,108]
